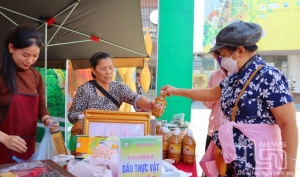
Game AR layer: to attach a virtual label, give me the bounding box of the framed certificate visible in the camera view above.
[84,110,152,137]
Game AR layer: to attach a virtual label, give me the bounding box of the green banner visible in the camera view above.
[157,0,194,122]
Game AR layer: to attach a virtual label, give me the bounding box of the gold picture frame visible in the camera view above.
[84,110,152,137]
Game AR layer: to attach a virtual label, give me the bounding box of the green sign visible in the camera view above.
[119,137,162,177]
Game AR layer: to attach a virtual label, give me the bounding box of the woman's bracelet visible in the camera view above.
[284,158,297,161]
[43,117,51,125]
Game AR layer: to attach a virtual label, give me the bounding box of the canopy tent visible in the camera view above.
[0,0,148,70]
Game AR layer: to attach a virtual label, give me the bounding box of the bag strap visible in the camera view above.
[89,80,121,109]
[231,65,264,121]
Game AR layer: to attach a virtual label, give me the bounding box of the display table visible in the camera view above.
[173,160,198,177]
[0,159,75,177]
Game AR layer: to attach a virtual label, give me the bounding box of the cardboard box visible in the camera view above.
[75,136,118,154]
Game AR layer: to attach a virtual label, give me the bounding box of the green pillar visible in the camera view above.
[157,0,194,122]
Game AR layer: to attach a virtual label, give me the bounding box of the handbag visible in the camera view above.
[214,65,264,175]
[89,80,121,109]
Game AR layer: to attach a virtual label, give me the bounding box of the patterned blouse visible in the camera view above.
[212,54,293,176]
[68,81,141,124]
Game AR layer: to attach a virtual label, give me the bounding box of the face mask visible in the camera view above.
[221,52,240,74]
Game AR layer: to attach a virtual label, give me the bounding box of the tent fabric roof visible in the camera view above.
[0,0,147,69]
[34,57,144,70]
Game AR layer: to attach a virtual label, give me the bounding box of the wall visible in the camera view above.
[157,0,194,122]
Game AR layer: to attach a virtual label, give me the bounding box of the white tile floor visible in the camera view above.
[191,102,300,177]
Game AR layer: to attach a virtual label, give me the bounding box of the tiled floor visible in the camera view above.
[191,102,300,177]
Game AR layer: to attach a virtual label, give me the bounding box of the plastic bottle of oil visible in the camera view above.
[151,95,166,118]
[162,127,170,159]
[182,130,196,164]
[156,122,162,135]
[71,114,84,135]
[168,128,182,163]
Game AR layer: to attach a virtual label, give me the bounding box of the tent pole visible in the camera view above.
[36,1,79,30]
[44,22,48,107]
[50,24,147,57]
[99,40,147,57]
[48,40,92,47]
[64,60,69,147]
[53,1,79,19]
[47,1,79,45]
[0,11,18,25]
[0,6,43,23]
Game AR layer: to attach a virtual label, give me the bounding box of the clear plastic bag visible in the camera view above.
[173,113,185,120]
[172,113,185,125]
[0,161,66,177]
[67,159,112,177]
[13,121,58,163]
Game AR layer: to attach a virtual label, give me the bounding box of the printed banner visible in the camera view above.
[119,137,162,177]
[204,0,300,52]
[192,74,208,89]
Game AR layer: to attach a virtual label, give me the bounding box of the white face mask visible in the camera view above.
[221,52,240,74]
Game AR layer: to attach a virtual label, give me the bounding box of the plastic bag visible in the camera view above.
[67,159,112,177]
[13,121,58,163]
[172,113,185,125]
[162,160,192,177]
[173,113,185,120]
[52,155,74,163]
[87,143,118,177]
[0,161,66,177]
[52,154,74,168]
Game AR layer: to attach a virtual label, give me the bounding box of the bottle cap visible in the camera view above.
[174,127,180,135]
[162,128,169,133]
[187,130,193,136]
[78,114,84,119]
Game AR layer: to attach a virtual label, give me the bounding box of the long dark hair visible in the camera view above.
[90,52,112,78]
[0,25,42,93]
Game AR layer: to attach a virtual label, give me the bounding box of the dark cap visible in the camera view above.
[209,21,262,53]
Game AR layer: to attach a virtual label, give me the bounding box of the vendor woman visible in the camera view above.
[68,52,156,124]
[0,25,59,165]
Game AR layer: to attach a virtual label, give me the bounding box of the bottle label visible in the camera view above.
[154,101,165,110]
[163,140,169,150]
[168,143,182,154]
[183,145,195,155]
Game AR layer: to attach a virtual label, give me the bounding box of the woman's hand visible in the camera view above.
[160,85,178,97]
[45,119,59,133]
[151,101,167,111]
[0,131,27,153]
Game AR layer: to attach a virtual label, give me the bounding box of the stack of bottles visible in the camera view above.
[158,127,196,164]
[155,122,162,135]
